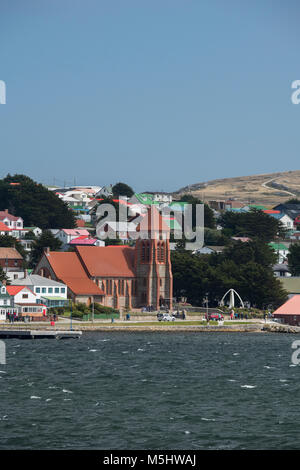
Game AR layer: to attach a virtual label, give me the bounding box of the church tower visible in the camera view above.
[134,207,173,310]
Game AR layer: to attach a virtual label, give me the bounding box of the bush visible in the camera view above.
[71,310,85,318]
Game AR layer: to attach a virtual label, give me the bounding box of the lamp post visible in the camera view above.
[70,298,73,331]
[204,293,209,321]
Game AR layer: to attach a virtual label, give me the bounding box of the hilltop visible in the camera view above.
[174,170,300,206]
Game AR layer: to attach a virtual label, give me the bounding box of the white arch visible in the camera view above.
[219,288,244,309]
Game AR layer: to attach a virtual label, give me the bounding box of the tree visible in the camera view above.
[285,199,300,205]
[29,230,62,267]
[171,238,288,309]
[220,209,285,242]
[288,243,300,276]
[204,228,229,246]
[0,267,8,284]
[0,174,76,229]
[178,194,216,229]
[112,182,134,198]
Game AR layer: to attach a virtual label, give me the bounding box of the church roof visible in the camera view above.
[76,246,135,277]
[44,251,105,296]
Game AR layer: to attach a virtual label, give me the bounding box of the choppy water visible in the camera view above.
[0,332,299,450]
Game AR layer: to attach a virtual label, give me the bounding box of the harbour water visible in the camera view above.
[0,331,299,450]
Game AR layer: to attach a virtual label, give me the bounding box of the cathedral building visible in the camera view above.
[34,208,173,310]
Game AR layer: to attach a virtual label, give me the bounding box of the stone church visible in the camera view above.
[34,208,173,310]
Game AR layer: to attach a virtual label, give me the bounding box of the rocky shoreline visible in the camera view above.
[262,323,300,334]
[1,322,299,333]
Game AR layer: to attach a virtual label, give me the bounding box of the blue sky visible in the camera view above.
[1,0,300,192]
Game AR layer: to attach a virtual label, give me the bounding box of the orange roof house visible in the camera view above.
[0,247,23,270]
[273,295,300,326]
[34,208,173,310]
[0,221,12,233]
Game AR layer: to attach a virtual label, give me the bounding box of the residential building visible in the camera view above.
[0,281,15,321]
[269,242,289,263]
[193,246,225,255]
[0,247,23,270]
[69,236,104,247]
[0,221,12,236]
[272,263,291,278]
[54,228,90,247]
[273,295,300,326]
[12,274,68,308]
[5,285,48,320]
[268,212,294,230]
[0,209,23,230]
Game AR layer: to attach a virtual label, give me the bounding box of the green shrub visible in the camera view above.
[71,310,85,318]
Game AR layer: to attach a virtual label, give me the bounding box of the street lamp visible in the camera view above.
[204,293,209,321]
[70,298,73,331]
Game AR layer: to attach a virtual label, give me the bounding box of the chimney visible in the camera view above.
[4,209,8,214]
[44,247,50,255]
[2,280,6,286]
[24,269,28,278]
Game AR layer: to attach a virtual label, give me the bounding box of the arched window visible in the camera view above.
[158,242,165,262]
[141,242,146,262]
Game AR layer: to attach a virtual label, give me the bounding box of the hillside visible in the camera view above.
[174,170,300,206]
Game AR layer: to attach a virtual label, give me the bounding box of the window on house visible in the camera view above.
[61,288,65,293]
[55,288,59,294]
[42,288,46,294]
[36,287,40,293]
[22,294,28,299]
[48,288,53,293]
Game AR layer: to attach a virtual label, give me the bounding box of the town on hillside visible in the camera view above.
[0,174,300,326]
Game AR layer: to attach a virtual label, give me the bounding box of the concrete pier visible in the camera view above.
[0,329,82,339]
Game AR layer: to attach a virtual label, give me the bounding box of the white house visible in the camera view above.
[0,209,23,230]
[0,282,15,321]
[269,242,290,263]
[6,285,37,304]
[6,285,48,319]
[54,228,90,245]
[269,213,294,230]
[12,274,68,308]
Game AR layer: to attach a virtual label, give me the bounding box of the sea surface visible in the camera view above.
[0,331,299,450]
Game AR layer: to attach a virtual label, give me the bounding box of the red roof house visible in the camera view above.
[273,295,300,326]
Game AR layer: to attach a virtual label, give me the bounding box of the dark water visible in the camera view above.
[0,332,299,450]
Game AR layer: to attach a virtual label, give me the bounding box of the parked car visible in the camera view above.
[208,313,224,321]
[157,313,176,322]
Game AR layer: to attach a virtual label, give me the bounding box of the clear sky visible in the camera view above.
[1,0,300,192]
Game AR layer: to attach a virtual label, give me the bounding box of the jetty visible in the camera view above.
[0,329,82,340]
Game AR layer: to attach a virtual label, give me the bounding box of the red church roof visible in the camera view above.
[76,245,135,277]
[45,251,105,296]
